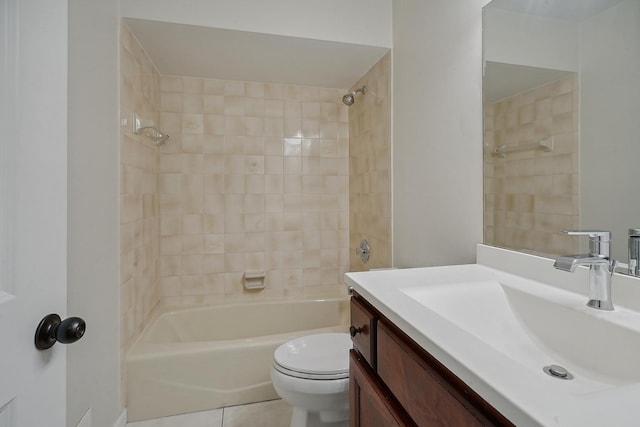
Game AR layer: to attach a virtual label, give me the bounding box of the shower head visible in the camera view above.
[342,93,355,106]
[342,86,367,106]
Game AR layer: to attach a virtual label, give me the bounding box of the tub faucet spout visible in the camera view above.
[553,230,616,311]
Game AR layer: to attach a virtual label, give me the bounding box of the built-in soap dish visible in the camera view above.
[244,271,266,290]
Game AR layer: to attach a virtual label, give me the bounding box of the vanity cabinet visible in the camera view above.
[349,292,514,427]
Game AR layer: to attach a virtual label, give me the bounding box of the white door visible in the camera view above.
[0,0,68,426]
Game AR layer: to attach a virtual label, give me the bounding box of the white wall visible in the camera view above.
[120,0,392,48]
[392,0,488,268]
[580,0,640,261]
[67,0,122,426]
[483,8,579,71]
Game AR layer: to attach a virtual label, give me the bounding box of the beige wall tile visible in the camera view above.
[161,76,182,93]
[204,79,225,95]
[119,24,161,385]
[158,74,350,305]
[348,53,392,271]
[225,81,245,96]
[183,77,204,94]
[264,83,284,100]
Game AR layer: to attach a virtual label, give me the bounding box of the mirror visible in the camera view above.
[482,0,640,271]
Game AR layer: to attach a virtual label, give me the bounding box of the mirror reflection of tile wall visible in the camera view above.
[484,74,579,256]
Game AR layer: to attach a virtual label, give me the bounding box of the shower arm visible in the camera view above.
[353,86,367,95]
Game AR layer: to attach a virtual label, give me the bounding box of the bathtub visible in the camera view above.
[126,297,350,421]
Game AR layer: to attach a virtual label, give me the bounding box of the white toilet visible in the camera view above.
[271,333,352,427]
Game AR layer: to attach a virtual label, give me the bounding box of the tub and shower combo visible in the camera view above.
[126,297,349,421]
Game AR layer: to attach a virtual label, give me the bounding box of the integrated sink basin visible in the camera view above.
[345,248,640,426]
[401,276,640,388]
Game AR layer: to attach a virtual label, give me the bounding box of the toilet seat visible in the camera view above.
[273,333,352,380]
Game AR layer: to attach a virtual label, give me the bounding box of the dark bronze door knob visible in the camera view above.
[35,313,86,350]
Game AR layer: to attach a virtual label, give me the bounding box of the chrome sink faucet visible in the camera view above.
[553,230,617,311]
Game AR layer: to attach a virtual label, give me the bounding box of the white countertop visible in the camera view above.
[344,244,640,427]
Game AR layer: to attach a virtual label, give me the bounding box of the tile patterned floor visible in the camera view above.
[126,399,292,427]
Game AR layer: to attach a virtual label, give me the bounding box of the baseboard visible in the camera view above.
[113,409,127,427]
[76,409,91,427]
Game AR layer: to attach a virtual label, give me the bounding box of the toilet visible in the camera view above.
[271,333,352,427]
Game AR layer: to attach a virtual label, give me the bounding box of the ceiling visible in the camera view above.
[483,61,574,102]
[486,0,625,22]
[483,0,624,101]
[124,18,390,90]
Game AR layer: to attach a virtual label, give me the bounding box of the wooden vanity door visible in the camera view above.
[350,350,416,427]
[377,321,509,427]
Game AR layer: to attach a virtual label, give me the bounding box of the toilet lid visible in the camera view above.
[274,333,352,377]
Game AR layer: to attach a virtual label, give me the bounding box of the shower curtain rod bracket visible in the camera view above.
[132,112,170,146]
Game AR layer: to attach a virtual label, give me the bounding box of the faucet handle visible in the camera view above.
[561,230,611,257]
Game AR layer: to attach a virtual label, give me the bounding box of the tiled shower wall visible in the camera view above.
[484,74,579,255]
[119,24,161,394]
[157,77,351,305]
[349,53,392,271]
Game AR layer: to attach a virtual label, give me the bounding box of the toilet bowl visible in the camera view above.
[271,333,352,427]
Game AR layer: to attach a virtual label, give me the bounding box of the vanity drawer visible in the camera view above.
[377,320,511,427]
[350,294,377,368]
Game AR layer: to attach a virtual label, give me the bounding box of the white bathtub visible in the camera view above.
[126,297,350,421]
